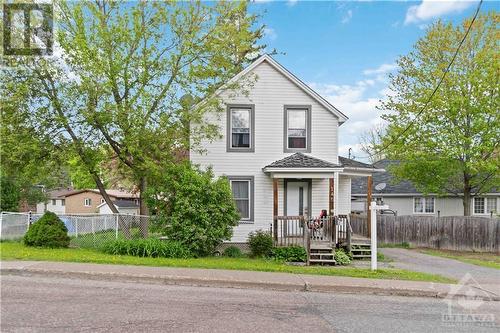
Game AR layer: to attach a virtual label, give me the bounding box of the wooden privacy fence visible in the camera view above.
[350,214,500,253]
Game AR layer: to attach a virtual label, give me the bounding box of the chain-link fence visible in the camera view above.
[0,212,151,248]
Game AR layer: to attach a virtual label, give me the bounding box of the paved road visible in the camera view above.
[1,274,499,333]
[380,248,500,286]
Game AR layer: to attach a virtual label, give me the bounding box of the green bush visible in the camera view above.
[100,238,192,258]
[248,230,273,257]
[334,248,352,265]
[223,246,243,258]
[270,246,307,262]
[23,211,70,248]
[147,163,240,257]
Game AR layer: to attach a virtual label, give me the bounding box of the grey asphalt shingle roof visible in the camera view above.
[351,159,418,195]
[265,153,341,168]
[338,156,376,169]
[114,199,139,208]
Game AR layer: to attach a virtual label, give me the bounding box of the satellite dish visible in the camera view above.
[375,183,386,191]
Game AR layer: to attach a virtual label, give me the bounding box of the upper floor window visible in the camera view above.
[474,197,497,215]
[284,105,311,152]
[84,198,92,207]
[61,199,65,206]
[413,197,434,214]
[52,199,56,205]
[101,198,105,204]
[227,105,254,152]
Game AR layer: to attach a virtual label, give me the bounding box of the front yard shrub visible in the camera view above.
[270,246,307,262]
[147,163,240,257]
[334,248,352,265]
[100,238,191,258]
[248,230,273,257]
[223,246,243,258]
[23,211,70,248]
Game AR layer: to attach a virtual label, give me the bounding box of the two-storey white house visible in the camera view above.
[191,55,380,248]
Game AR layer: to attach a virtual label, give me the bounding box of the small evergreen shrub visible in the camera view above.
[248,230,273,257]
[23,211,70,248]
[100,238,192,258]
[270,246,307,262]
[223,246,243,258]
[334,248,352,265]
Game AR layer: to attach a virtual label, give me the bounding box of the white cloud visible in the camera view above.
[341,10,353,24]
[363,63,397,76]
[263,27,277,41]
[287,0,298,7]
[405,0,475,25]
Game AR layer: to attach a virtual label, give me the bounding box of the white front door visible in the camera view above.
[286,181,309,216]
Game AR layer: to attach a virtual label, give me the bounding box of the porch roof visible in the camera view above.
[264,152,341,169]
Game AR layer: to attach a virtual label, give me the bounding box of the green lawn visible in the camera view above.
[418,249,500,270]
[0,242,455,283]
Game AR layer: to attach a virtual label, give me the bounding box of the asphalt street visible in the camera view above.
[1,274,499,333]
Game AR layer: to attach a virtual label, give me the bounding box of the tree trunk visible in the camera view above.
[138,176,149,237]
[92,173,131,238]
[463,176,471,216]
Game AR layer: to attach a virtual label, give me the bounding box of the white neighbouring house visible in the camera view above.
[97,200,140,215]
[190,54,383,244]
[351,159,499,217]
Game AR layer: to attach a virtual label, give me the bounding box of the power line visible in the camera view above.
[358,0,484,160]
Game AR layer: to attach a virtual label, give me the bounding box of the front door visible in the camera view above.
[286,181,309,216]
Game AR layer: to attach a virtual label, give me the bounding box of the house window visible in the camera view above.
[413,197,434,214]
[284,105,311,152]
[474,197,497,215]
[228,176,254,222]
[84,198,92,207]
[52,199,56,205]
[227,105,254,152]
[101,198,105,204]
[487,198,497,214]
[61,199,65,206]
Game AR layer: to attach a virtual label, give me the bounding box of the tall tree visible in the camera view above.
[379,12,499,215]
[1,1,265,217]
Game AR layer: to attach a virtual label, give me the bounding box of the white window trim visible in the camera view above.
[84,198,92,207]
[413,197,435,214]
[472,197,497,215]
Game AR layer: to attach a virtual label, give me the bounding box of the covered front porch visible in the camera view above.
[263,153,382,265]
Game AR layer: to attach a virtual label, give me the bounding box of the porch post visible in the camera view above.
[367,175,372,238]
[273,178,278,242]
[328,178,334,216]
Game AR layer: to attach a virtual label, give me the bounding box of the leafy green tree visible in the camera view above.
[379,12,499,215]
[147,163,240,257]
[1,0,265,219]
[1,176,21,211]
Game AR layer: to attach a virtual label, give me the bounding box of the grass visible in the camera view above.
[0,242,455,283]
[379,242,411,249]
[417,248,500,270]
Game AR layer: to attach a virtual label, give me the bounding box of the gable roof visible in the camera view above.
[214,54,349,124]
[265,152,341,169]
[46,187,75,199]
[65,189,138,199]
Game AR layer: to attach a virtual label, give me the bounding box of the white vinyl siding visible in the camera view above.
[191,60,340,242]
[413,197,435,214]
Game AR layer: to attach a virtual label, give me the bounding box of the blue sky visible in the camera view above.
[249,0,496,161]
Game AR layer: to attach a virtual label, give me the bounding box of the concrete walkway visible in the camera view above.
[380,248,500,297]
[1,260,498,301]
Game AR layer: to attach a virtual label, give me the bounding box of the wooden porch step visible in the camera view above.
[352,254,372,258]
[310,253,334,259]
